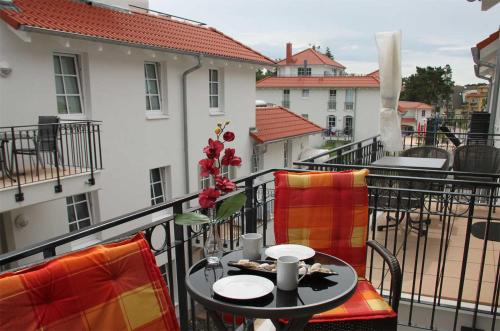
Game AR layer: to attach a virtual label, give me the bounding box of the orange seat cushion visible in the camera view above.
[274,169,369,277]
[310,279,396,323]
[0,233,179,331]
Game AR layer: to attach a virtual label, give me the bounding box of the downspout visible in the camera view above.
[182,55,203,196]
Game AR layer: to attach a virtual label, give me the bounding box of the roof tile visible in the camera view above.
[277,48,345,68]
[256,76,380,88]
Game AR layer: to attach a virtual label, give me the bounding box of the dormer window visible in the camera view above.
[298,67,311,76]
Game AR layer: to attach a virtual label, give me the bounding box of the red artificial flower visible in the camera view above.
[203,138,224,159]
[199,188,220,209]
[215,176,236,193]
[223,131,235,142]
[199,158,220,177]
[221,148,242,166]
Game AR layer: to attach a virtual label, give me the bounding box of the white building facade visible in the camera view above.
[0,0,274,261]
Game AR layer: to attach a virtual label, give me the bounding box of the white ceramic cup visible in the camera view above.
[277,256,306,291]
[241,233,262,260]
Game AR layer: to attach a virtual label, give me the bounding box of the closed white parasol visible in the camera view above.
[375,31,403,152]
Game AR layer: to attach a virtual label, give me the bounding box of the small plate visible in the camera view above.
[265,244,315,260]
[213,275,274,300]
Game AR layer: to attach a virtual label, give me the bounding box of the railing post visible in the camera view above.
[245,178,256,233]
[10,127,23,202]
[54,122,62,193]
[371,137,378,163]
[356,142,362,164]
[173,202,189,331]
[86,121,95,185]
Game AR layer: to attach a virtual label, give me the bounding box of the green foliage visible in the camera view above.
[256,68,277,81]
[400,65,454,110]
[324,47,333,60]
[216,193,246,220]
[174,193,247,226]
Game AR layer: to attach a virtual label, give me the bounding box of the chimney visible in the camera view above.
[286,43,293,64]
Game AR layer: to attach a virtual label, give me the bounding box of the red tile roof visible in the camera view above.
[277,48,345,68]
[251,106,324,143]
[0,0,274,65]
[477,31,499,50]
[398,101,432,112]
[367,69,380,80]
[401,118,416,124]
[256,76,380,88]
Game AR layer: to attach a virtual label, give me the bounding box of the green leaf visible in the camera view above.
[175,212,210,226]
[216,193,247,221]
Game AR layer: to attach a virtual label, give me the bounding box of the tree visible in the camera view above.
[400,65,454,111]
[324,47,333,60]
[256,68,277,81]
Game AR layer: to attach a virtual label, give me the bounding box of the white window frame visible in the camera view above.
[144,62,163,113]
[200,165,234,189]
[328,89,337,110]
[150,167,166,205]
[209,68,224,114]
[344,115,353,134]
[298,67,311,76]
[66,193,92,232]
[301,114,309,119]
[302,89,310,98]
[251,146,264,173]
[345,89,355,110]
[327,115,336,130]
[53,53,84,116]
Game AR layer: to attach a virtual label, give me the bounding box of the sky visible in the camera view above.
[149,0,499,85]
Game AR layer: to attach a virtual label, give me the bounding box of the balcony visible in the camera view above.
[0,120,102,210]
[0,130,498,331]
[345,101,354,110]
[327,100,336,110]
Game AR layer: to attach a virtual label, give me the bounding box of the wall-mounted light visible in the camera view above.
[14,214,29,228]
[0,61,11,77]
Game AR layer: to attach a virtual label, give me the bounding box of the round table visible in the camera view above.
[185,249,358,331]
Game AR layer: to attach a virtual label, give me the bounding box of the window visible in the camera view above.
[327,115,336,130]
[283,140,291,167]
[302,89,310,98]
[421,110,426,117]
[150,168,165,205]
[345,89,355,110]
[328,89,337,110]
[298,67,311,76]
[53,54,83,114]
[344,115,353,135]
[66,194,92,232]
[144,62,162,111]
[282,89,290,108]
[301,114,309,119]
[209,69,221,110]
[251,146,264,173]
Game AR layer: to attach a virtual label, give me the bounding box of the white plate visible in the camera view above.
[265,244,315,260]
[212,275,274,300]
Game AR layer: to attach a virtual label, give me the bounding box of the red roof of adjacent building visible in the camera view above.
[367,69,380,80]
[256,75,380,88]
[0,0,274,65]
[398,101,433,113]
[477,31,499,50]
[251,106,324,143]
[277,48,345,68]
[401,118,416,124]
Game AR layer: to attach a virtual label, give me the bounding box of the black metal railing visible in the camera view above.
[0,165,498,330]
[344,101,354,110]
[0,121,102,201]
[327,100,336,110]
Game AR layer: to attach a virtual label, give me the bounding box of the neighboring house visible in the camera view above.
[0,0,274,259]
[277,43,346,77]
[250,106,323,172]
[463,84,489,113]
[256,74,380,147]
[398,101,433,133]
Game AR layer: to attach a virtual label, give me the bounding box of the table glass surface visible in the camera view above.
[372,156,446,170]
[186,250,357,317]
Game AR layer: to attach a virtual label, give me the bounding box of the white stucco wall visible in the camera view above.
[0,22,257,252]
[256,87,380,147]
[277,64,343,76]
[259,135,310,171]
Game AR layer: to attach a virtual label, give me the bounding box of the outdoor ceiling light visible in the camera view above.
[0,61,12,77]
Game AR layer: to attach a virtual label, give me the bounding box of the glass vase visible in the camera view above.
[204,209,223,266]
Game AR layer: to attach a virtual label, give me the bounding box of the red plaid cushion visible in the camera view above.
[0,233,179,331]
[274,170,369,277]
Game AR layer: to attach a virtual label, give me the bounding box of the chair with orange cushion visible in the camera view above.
[274,169,402,331]
[0,232,179,331]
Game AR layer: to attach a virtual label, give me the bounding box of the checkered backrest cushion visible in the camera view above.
[0,233,179,331]
[274,170,369,277]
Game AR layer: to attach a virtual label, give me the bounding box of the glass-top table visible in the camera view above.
[185,249,357,331]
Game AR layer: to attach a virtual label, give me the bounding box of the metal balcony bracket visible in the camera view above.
[54,184,62,193]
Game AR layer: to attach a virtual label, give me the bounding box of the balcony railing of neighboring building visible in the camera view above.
[344,101,354,110]
[327,100,336,110]
[282,99,290,108]
[0,120,103,201]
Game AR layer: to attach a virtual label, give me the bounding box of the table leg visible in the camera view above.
[271,316,311,331]
[207,310,228,331]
